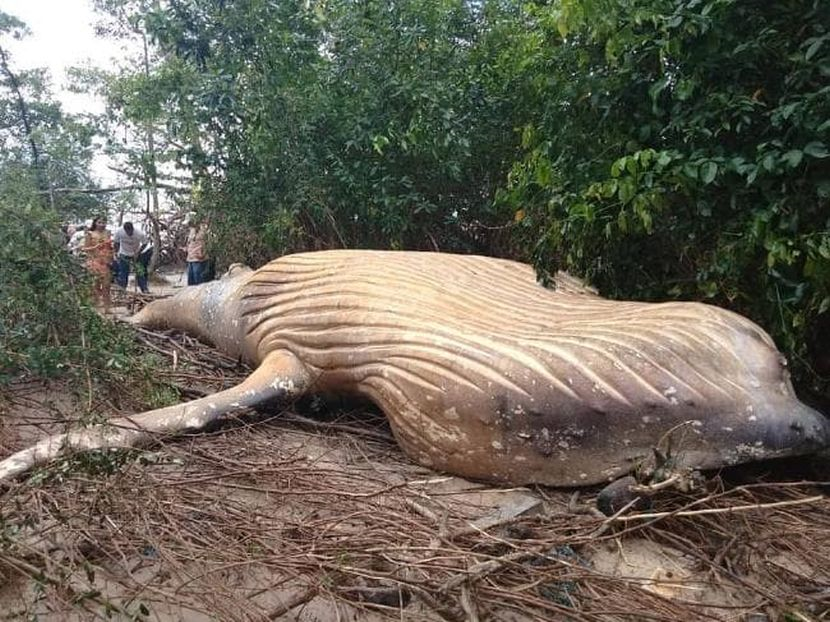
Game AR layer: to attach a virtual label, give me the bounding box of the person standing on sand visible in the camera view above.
[113,221,149,293]
[83,216,114,312]
[185,216,212,286]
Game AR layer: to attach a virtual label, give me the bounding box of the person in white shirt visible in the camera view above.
[113,221,149,292]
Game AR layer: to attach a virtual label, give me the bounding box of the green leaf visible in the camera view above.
[700,161,718,184]
[556,16,569,39]
[535,159,552,186]
[601,179,618,198]
[781,149,803,168]
[648,77,669,102]
[805,38,824,61]
[371,135,390,155]
[618,178,635,204]
[804,142,829,158]
[777,102,798,119]
[682,161,699,180]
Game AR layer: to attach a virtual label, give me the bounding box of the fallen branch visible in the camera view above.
[610,495,825,522]
[265,586,317,619]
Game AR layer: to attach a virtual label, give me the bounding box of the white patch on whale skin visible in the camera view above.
[734,442,767,460]
[443,407,459,421]
[601,466,619,478]
[270,378,296,392]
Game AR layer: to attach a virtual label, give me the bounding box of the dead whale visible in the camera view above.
[0,250,826,486]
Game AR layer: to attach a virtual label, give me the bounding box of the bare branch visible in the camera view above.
[37,184,188,195]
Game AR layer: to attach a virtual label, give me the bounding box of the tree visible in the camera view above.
[0,11,136,384]
[88,0,194,272]
[0,11,110,219]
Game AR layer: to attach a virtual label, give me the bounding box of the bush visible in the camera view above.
[0,185,134,385]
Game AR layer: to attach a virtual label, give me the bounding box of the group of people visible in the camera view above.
[69,216,214,313]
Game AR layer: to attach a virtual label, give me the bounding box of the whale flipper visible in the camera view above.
[0,350,312,482]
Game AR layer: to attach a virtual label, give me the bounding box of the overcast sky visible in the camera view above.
[0,0,134,184]
[0,0,126,115]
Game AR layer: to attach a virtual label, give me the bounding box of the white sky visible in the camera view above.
[0,0,132,185]
[0,0,126,115]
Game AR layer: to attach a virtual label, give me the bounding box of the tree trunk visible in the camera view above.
[0,44,48,196]
[141,30,163,273]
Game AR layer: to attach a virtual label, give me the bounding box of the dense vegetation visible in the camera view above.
[1,1,828,403]
[0,12,138,388]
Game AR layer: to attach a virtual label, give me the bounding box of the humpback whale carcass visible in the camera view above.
[0,250,827,486]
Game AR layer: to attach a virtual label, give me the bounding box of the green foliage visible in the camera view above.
[100,0,522,264]
[0,10,149,392]
[0,187,134,383]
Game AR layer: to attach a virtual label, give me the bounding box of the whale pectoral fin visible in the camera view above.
[0,350,312,483]
[237,348,314,411]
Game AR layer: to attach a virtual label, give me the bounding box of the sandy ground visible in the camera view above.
[108,267,188,318]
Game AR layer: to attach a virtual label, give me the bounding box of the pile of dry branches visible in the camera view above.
[0,329,827,621]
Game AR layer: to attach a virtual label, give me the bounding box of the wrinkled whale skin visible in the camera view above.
[132,250,829,486]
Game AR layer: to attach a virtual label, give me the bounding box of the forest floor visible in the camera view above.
[0,279,828,621]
